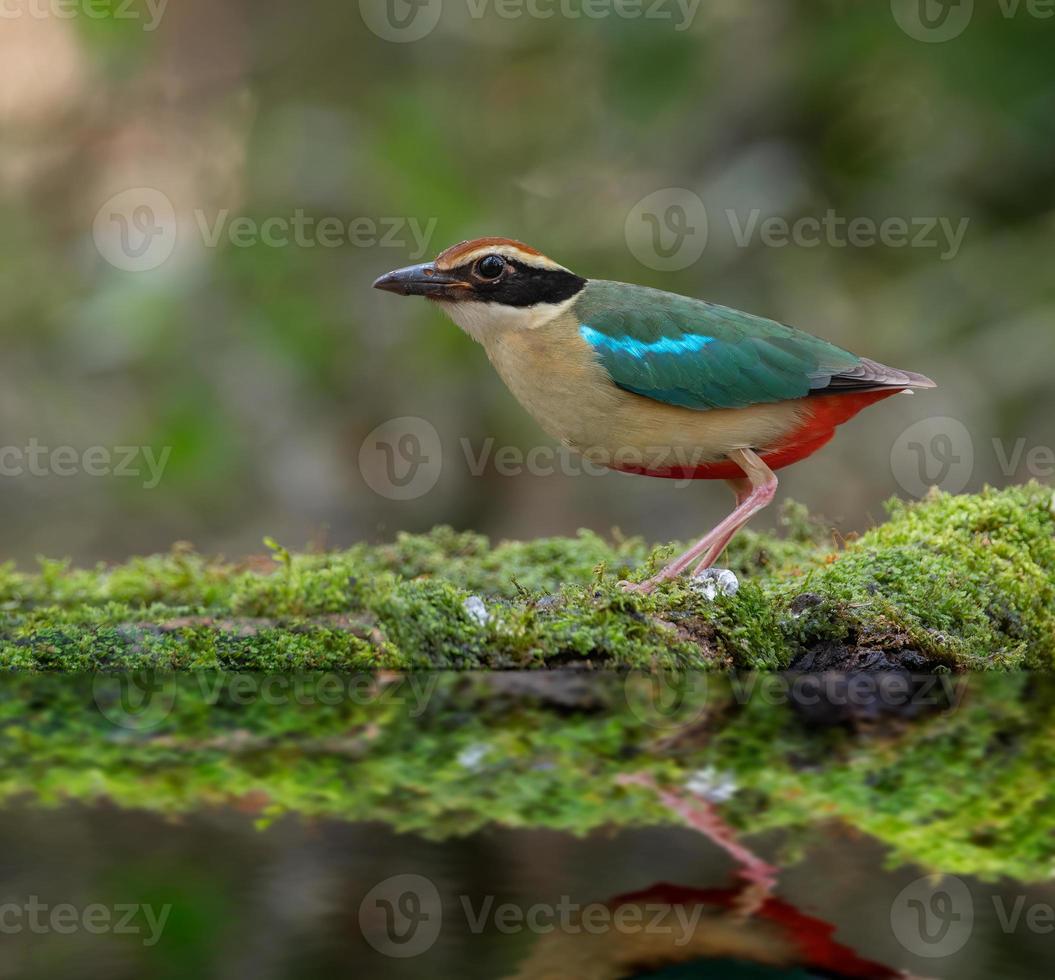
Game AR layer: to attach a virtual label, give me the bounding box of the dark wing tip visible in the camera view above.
[901,368,938,389]
[825,357,936,392]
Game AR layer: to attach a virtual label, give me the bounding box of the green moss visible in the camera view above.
[792,483,1055,668]
[2,484,1053,669]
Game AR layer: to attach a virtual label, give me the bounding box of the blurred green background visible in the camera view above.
[2,0,1054,566]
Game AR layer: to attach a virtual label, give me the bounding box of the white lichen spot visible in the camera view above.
[690,568,739,600]
[685,766,738,803]
[456,743,489,771]
[463,595,490,626]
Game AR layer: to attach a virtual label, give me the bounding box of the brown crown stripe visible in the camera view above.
[435,237,543,269]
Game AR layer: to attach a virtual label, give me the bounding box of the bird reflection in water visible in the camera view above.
[508,773,925,980]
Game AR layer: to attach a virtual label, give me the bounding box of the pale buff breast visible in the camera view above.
[480,314,808,469]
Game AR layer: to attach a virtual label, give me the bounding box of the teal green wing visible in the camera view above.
[575,281,868,411]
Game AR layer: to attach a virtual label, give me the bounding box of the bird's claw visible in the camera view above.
[619,567,739,597]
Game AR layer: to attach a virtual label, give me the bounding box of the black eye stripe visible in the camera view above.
[439,256,586,306]
[484,259,586,306]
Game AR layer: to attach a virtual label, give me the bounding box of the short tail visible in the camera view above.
[824,357,936,393]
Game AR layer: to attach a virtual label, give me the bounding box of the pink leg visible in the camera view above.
[688,477,752,575]
[621,448,778,594]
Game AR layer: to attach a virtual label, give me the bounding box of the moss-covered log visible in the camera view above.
[2,484,1053,669]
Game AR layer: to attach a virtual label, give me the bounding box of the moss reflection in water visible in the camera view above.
[1,672,1051,883]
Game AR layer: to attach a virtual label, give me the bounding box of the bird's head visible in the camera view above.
[373,237,586,341]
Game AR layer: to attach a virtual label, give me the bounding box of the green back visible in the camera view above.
[574,280,862,411]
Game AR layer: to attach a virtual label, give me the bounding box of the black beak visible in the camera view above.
[372,262,469,299]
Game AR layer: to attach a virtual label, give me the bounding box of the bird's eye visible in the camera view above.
[476,255,505,280]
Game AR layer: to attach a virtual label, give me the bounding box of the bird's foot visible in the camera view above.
[617,567,680,594]
[690,567,739,600]
[618,566,740,597]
